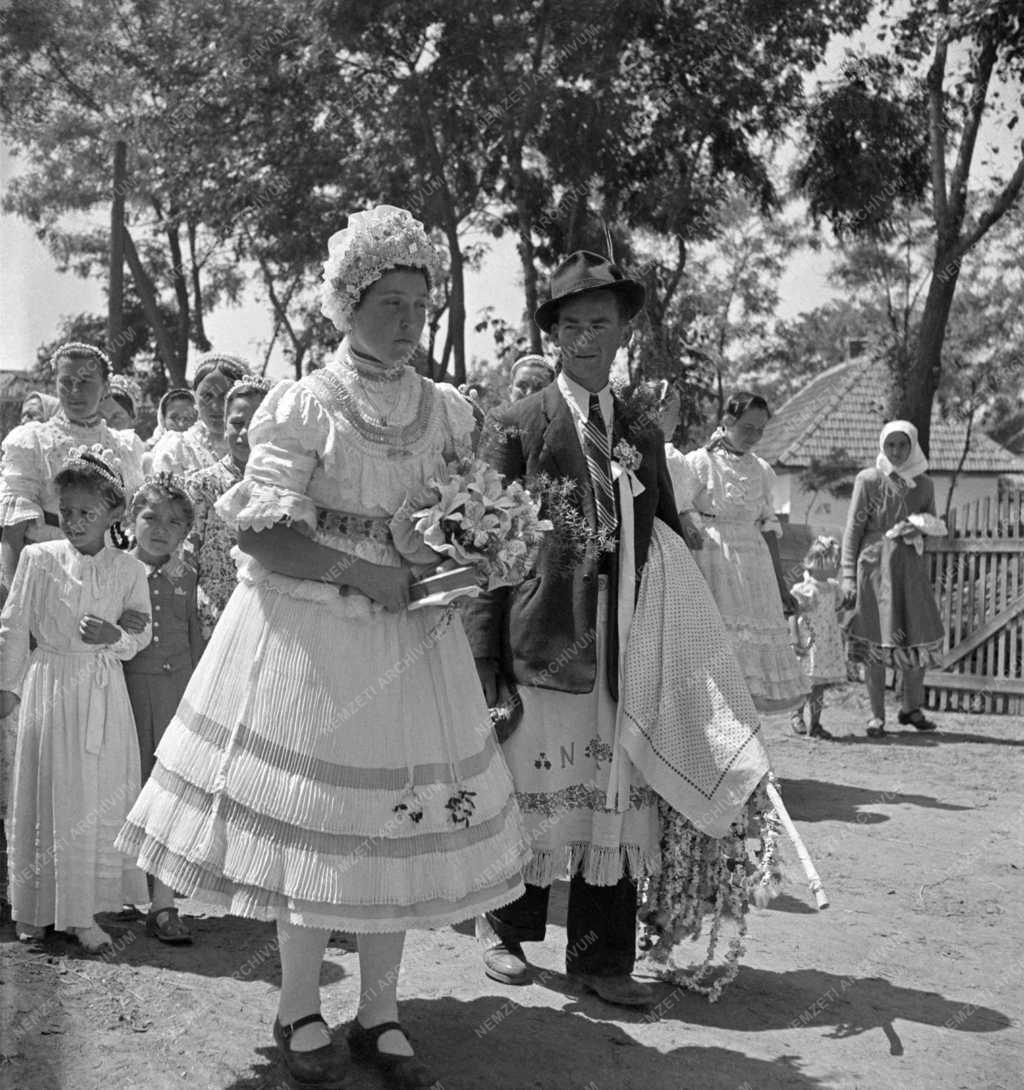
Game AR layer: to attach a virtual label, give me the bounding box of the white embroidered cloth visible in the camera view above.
[617,519,771,837]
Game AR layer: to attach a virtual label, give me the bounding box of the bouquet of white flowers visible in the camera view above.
[392,458,552,608]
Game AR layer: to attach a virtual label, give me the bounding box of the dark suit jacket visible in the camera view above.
[462,382,682,699]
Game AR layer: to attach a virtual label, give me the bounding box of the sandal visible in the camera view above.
[898,708,938,732]
[809,723,834,740]
[866,718,886,738]
[146,906,193,945]
[347,1019,439,1089]
[790,711,808,736]
[273,1013,346,1088]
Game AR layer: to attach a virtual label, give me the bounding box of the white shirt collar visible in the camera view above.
[556,372,613,428]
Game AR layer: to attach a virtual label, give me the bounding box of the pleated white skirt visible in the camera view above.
[116,578,527,930]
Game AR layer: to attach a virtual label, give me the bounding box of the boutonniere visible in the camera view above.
[612,439,643,472]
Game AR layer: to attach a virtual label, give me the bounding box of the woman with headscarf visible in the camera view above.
[148,355,252,477]
[841,420,946,737]
[19,391,59,425]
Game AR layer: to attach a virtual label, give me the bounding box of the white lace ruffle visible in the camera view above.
[216,480,318,535]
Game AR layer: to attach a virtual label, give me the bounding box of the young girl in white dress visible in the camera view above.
[148,355,251,477]
[0,451,151,951]
[0,343,145,596]
[789,536,847,739]
[671,391,807,714]
[117,206,525,1089]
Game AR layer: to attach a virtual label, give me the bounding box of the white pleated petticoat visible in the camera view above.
[116,573,527,931]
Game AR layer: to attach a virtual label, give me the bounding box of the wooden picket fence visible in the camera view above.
[924,492,1024,715]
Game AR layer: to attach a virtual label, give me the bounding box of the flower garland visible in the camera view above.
[638,774,783,1002]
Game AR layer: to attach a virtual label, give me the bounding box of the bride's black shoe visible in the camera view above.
[347,1019,440,1089]
[273,1013,347,1088]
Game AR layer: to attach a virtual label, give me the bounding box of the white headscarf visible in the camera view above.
[876,420,928,483]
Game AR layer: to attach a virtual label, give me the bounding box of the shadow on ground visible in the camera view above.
[218,996,834,1090]
[779,778,973,824]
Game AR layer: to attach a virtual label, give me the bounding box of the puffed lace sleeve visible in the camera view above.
[789,577,814,612]
[148,430,190,476]
[436,382,477,460]
[216,380,328,534]
[665,444,699,513]
[756,456,782,536]
[0,423,45,528]
[0,543,39,694]
[680,448,712,512]
[110,427,146,497]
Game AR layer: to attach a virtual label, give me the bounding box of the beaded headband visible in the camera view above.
[107,373,142,414]
[225,376,274,405]
[193,353,252,388]
[320,205,443,334]
[61,445,126,499]
[51,342,113,374]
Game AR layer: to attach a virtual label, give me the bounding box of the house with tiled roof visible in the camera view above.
[759,354,1024,532]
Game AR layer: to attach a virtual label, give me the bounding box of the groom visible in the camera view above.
[464,251,682,1007]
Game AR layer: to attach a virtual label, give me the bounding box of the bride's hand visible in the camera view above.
[354,565,412,612]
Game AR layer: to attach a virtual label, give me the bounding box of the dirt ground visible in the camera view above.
[1,689,1021,1090]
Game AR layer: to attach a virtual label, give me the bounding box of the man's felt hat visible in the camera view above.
[534,250,645,333]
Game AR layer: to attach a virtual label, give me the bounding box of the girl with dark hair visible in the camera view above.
[121,475,204,943]
[149,354,252,476]
[0,344,145,595]
[670,391,807,713]
[0,450,152,952]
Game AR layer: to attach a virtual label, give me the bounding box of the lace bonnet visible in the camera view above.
[319,205,443,334]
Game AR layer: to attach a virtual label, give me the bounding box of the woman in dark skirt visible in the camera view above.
[841,421,945,737]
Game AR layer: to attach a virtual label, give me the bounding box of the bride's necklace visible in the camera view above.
[356,375,403,426]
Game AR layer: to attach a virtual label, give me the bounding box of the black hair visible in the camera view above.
[109,391,135,417]
[54,455,129,548]
[721,390,771,421]
[128,477,195,530]
[705,391,772,452]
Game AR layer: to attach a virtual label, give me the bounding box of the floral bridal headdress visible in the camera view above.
[319,205,444,333]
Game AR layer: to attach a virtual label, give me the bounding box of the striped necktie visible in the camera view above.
[584,393,617,533]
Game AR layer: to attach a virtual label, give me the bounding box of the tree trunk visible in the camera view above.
[443,221,466,385]
[108,139,126,370]
[509,150,542,354]
[895,254,960,454]
[166,222,190,375]
[188,219,211,352]
[123,226,186,387]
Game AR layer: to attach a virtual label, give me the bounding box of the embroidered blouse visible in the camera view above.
[185,456,244,638]
[671,446,782,536]
[215,346,475,615]
[149,420,225,478]
[0,414,145,542]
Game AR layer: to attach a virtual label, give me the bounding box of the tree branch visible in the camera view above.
[926,33,949,230]
[954,155,1024,258]
[947,32,998,229]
